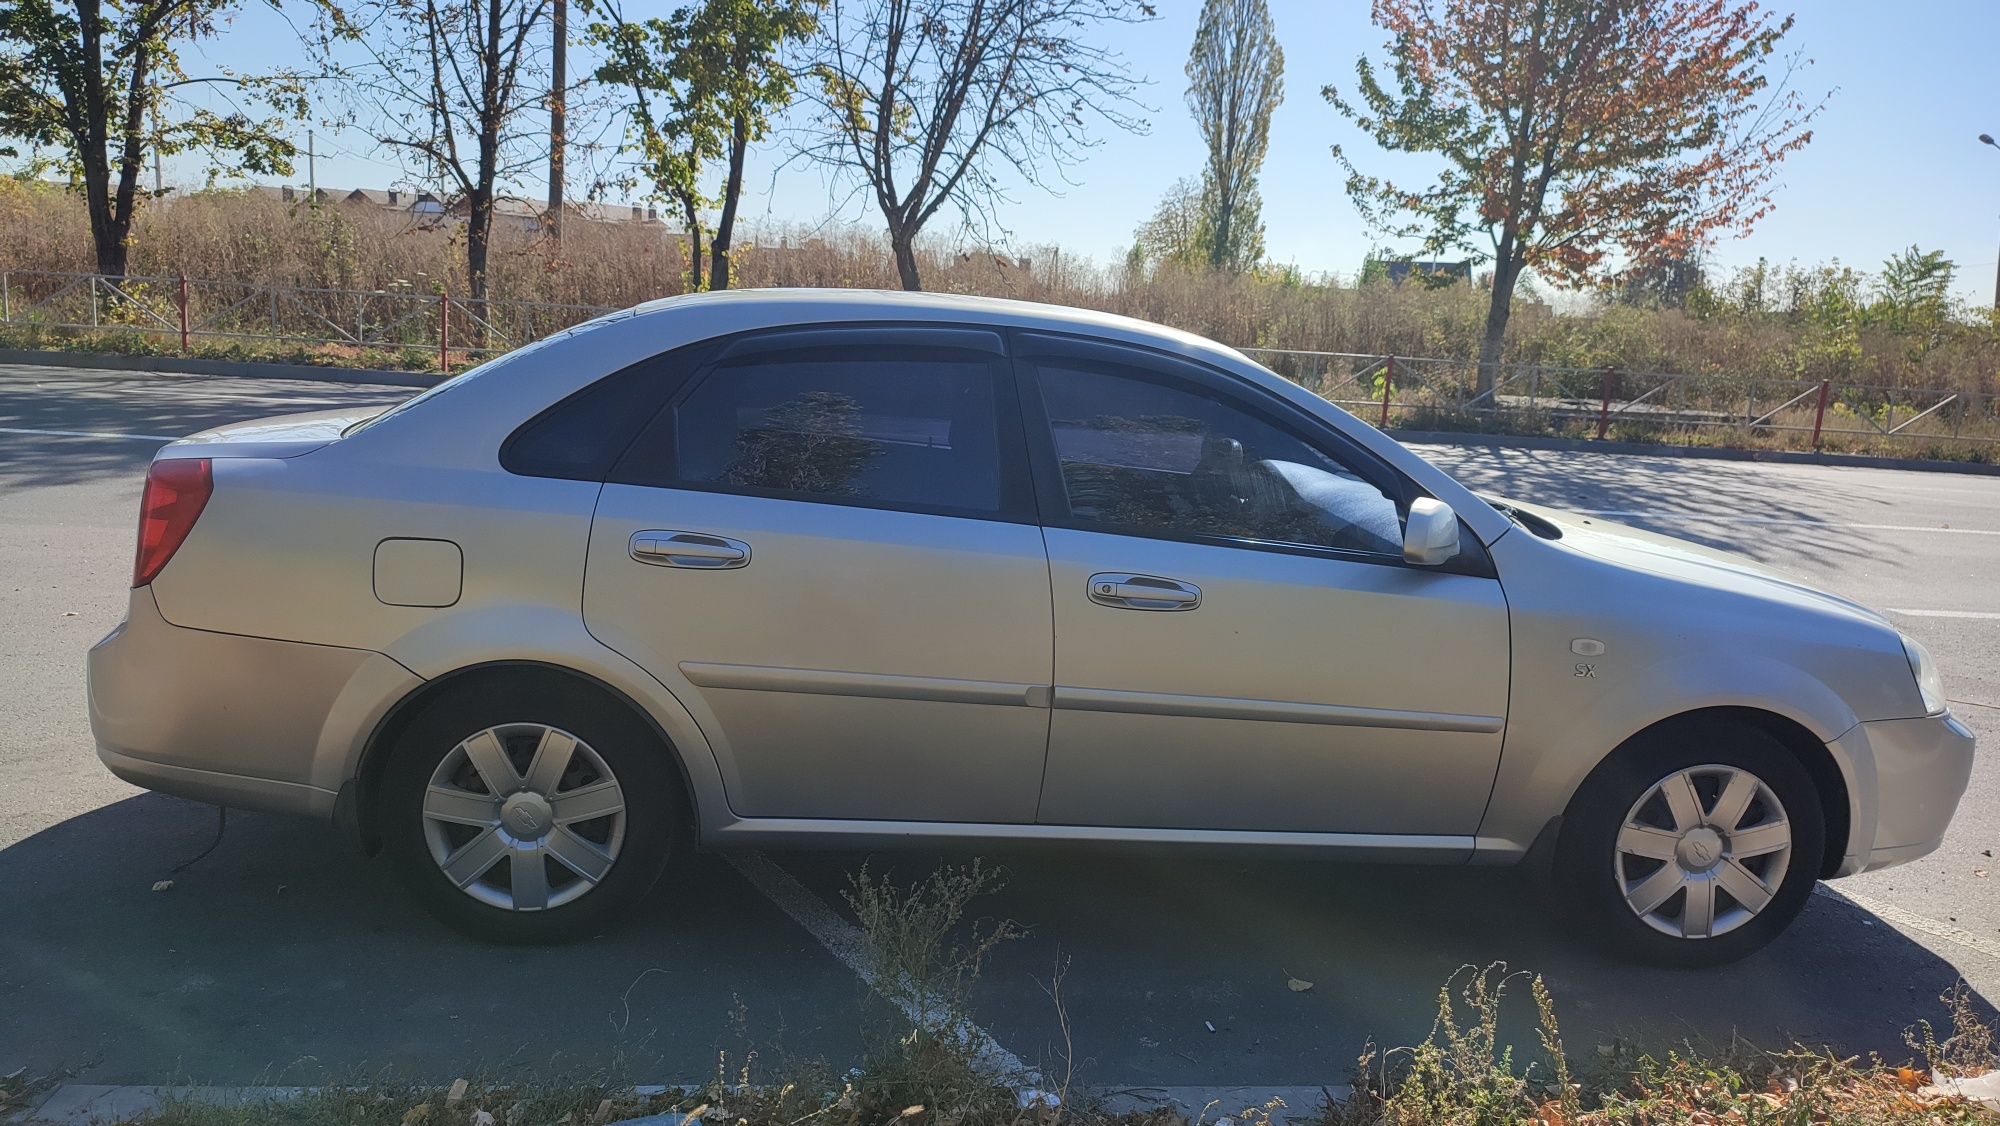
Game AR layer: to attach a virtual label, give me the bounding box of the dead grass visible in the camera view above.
[4,178,1997,397]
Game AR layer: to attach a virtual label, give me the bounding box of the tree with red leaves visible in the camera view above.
[1326,0,1826,394]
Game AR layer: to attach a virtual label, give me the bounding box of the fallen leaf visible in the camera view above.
[151,879,174,892]
[446,1079,469,1105]
[593,1098,614,1122]
[1286,977,1314,993]
[1976,869,1990,879]
[1895,1067,1925,1092]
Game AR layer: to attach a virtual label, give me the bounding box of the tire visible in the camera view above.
[379,671,682,943]
[1554,717,1825,967]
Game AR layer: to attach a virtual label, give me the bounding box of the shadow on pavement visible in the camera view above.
[0,796,862,1086]
[748,846,1999,1087]
[2,797,1991,1090]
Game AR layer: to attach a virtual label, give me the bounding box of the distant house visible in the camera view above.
[1385,259,1472,287]
[342,188,444,216]
[248,184,675,234]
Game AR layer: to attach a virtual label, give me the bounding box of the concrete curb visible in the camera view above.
[1390,428,2000,477]
[0,348,440,389]
[24,1083,1345,1126]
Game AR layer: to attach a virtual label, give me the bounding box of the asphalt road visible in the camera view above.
[2,362,1997,1091]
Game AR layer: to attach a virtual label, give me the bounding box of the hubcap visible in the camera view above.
[1614,764,1792,940]
[421,723,627,912]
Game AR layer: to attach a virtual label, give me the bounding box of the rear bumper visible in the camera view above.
[88,587,422,819]
[1832,711,1977,876]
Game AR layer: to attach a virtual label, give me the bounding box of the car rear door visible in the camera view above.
[1014,333,1510,841]
[582,325,1055,824]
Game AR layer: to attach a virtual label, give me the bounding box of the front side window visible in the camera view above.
[669,346,1008,514]
[1034,360,1405,556]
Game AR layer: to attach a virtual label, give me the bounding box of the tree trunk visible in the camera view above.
[467,188,492,303]
[681,193,704,292]
[709,114,750,291]
[891,228,922,291]
[1476,257,1522,399]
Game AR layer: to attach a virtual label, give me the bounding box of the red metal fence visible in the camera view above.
[3,269,1993,457]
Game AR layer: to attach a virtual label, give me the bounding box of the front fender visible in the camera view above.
[1478,648,1866,862]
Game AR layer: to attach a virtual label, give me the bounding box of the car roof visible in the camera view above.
[611,288,1243,363]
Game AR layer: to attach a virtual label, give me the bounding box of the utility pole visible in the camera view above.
[547,0,567,239]
[308,129,317,206]
[1984,134,2000,310]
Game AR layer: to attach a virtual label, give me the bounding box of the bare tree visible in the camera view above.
[798,0,1154,291]
[327,0,553,302]
[1186,0,1281,273]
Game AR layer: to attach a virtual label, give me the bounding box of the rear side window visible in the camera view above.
[501,348,709,480]
[619,341,1022,518]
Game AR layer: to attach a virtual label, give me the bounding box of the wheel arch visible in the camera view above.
[341,660,702,855]
[1559,705,1852,879]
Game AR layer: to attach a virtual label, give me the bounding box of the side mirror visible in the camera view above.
[1403,497,1460,566]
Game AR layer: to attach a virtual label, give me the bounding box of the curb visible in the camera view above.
[23,1083,1345,1126]
[0,348,440,389]
[1389,428,2000,478]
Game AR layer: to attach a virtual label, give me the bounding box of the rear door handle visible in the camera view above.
[631,531,751,569]
[1088,573,1200,611]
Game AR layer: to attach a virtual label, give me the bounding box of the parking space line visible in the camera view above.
[1814,885,2000,962]
[0,425,180,442]
[1885,608,2000,621]
[725,852,1033,1078]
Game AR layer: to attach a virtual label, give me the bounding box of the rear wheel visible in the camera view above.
[1556,719,1824,966]
[379,673,680,943]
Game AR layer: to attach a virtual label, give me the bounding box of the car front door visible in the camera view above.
[582,325,1053,824]
[1016,334,1510,841]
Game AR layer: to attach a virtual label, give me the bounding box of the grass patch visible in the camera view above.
[55,865,2000,1126]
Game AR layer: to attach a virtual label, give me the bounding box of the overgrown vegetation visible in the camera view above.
[81,864,2000,1126]
[4,178,1996,397]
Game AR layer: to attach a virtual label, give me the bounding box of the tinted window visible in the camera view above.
[1036,361,1405,555]
[503,348,706,480]
[668,347,1007,513]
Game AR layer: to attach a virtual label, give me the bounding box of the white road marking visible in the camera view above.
[1886,608,2000,621]
[725,852,1033,1078]
[1578,510,2000,535]
[1815,885,2000,962]
[0,425,180,442]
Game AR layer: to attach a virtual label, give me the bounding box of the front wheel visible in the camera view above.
[379,675,681,943]
[1555,720,1825,967]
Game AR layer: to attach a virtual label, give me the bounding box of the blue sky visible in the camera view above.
[166,0,2000,302]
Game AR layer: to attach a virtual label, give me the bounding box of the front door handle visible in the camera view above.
[631,531,751,569]
[1088,573,1200,611]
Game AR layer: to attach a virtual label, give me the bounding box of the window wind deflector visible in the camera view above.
[717,326,1006,362]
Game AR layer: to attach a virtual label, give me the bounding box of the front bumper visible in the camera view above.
[1832,710,1977,876]
[87,587,422,819]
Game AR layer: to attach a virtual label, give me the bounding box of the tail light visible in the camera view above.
[134,458,213,587]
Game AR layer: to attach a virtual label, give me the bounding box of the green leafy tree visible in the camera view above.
[0,0,312,278]
[1326,0,1825,394]
[1185,0,1281,274]
[592,0,819,291]
[1873,246,1954,332]
[1130,176,1208,271]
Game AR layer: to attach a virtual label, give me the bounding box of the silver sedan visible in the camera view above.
[87,290,1975,963]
